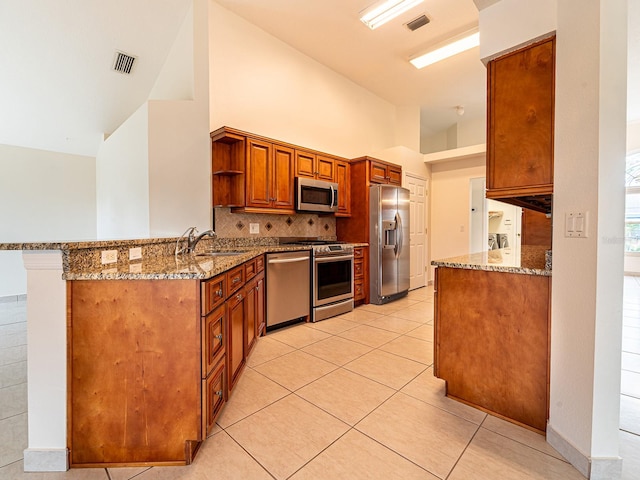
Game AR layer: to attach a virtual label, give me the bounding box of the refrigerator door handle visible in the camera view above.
[395,212,403,258]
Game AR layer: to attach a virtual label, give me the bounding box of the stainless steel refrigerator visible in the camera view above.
[369,184,410,304]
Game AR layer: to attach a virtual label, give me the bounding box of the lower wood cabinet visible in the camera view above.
[353,246,368,305]
[67,255,266,468]
[434,266,550,433]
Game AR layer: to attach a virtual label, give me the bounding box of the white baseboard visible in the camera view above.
[547,424,622,479]
[23,448,68,472]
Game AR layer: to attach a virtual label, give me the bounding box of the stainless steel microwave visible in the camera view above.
[296,177,339,213]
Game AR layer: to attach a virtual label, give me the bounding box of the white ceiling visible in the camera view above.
[0,0,638,158]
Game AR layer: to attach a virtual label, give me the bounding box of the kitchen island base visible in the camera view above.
[434,266,550,434]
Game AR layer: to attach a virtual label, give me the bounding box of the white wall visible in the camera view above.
[0,144,96,296]
[208,1,400,159]
[96,0,211,239]
[96,104,150,239]
[430,156,485,278]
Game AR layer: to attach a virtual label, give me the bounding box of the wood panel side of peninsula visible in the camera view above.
[434,266,550,433]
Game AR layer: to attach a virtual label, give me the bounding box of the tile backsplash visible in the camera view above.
[214,208,336,239]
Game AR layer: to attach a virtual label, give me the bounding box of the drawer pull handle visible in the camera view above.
[236,294,243,301]
[232,277,241,284]
[216,289,223,297]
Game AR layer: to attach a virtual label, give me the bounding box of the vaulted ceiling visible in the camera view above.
[0,1,637,158]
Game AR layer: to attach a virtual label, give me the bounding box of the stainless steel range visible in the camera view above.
[281,240,354,322]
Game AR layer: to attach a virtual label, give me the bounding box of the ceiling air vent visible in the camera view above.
[405,14,430,32]
[112,51,137,75]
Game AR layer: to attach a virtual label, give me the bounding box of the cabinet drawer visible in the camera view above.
[226,265,245,296]
[245,258,257,281]
[202,305,225,378]
[353,247,364,259]
[256,255,264,273]
[354,279,365,300]
[201,275,226,316]
[202,360,225,438]
[354,259,364,279]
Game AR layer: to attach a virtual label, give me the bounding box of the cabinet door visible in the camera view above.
[295,150,316,178]
[203,360,225,438]
[246,139,272,208]
[369,161,388,184]
[487,37,554,194]
[387,165,402,185]
[316,155,335,182]
[202,305,225,378]
[335,160,351,216]
[256,274,265,336]
[272,144,295,210]
[227,290,246,393]
[244,279,257,358]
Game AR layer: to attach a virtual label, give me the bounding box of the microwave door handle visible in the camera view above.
[330,185,336,208]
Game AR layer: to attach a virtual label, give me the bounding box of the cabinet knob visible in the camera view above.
[216,289,223,297]
[236,293,243,301]
[215,390,223,398]
[215,333,223,343]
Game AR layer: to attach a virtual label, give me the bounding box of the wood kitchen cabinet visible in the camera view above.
[486,36,555,214]
[334,159,351,217]
[369,159,402,185]
[295,150,335,182]
[246,139,296,213]
[211,127,350,216]
[337,156,402,304]
[68,256,265,467]
[434,266,550,433]
[353,246,367,304]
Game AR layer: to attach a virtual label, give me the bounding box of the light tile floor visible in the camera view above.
[1,283,640,479]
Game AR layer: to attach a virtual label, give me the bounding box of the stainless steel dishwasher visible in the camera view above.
[266,250,311,330]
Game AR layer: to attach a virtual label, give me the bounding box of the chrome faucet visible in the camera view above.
[175,227,217,256]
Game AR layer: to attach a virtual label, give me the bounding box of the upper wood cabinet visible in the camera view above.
[486,36,555,214]
[245,139,296,213]
[369,159,402,185]
[295,150,335,182]
[211,127,350,216]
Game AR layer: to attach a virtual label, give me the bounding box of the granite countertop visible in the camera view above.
[431,246,551,276]
[1,237,368,281]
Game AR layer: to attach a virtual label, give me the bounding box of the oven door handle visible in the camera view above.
[314,254,354,263]
[268,256,309,264]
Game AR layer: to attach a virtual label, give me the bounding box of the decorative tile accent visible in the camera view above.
[324,223,330,231]
[308,219,315,227]
[265,222,273,231]
[286,217,293,226]
[236,221,245,231]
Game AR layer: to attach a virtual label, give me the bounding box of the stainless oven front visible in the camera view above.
[312,252,354,322]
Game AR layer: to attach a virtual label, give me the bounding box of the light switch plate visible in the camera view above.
[249,223,259,234]
[565,211,588,238]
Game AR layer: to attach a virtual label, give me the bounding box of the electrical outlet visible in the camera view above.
[249,223,260,234]
[129,247,142,261]
[101,250,118,264]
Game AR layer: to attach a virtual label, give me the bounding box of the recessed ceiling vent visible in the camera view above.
[112,51,137,75]
[405,14,430,31]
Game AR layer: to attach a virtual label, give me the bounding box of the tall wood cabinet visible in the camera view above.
[336,156,402,304]
[211,127,351,217]
[486,36,555,214]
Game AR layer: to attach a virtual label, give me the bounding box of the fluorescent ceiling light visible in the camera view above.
[410,30,480,69]
[360,0,424,30]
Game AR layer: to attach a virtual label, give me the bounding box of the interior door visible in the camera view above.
[405,173,427,290]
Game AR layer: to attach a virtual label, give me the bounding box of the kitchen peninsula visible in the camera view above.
[432,246,551,433]
[0,236,344,471]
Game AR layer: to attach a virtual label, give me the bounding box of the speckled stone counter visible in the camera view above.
[0,237,366,280]
[431,246,551,276]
